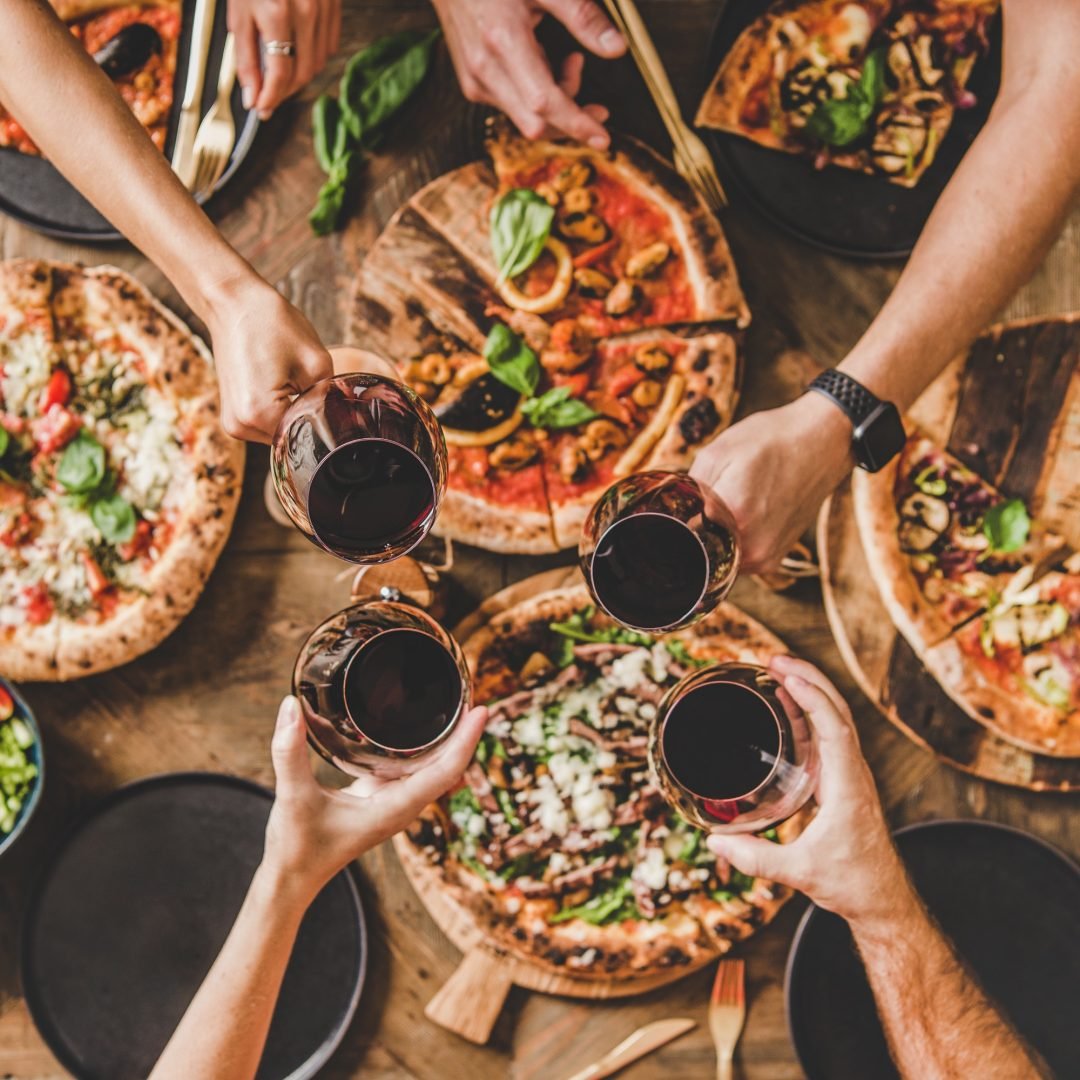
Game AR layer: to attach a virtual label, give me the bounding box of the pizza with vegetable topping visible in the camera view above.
[401,585,801,979]
[696,0,998,186]
[0,261,243,681]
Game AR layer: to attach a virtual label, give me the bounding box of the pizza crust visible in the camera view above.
[433,485,558,556]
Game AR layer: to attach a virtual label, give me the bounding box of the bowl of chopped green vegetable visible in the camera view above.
[0,679,43,855]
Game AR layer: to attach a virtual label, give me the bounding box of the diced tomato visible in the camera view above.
[32,404,80,454]
[572,238,618,269]
[1,414,27,435]
[39,367,72,412]
[21,583,53,626]
[609,365,646,397]
[553,371,591,399]
[117,519,153,563]
[81,551,110,598]
[0,685,12,720]
[0,511,33,548]
[0,482,24,509]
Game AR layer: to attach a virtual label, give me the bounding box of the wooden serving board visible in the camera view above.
[819,314,1080,791]
[394,566,803,1044]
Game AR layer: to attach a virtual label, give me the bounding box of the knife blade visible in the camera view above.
[563,1017,696,1080]
[171,0,219,187]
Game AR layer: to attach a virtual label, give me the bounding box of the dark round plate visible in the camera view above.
[701,3,1001,258]
[21,773,366,1080]
[0,5,257,242]
[785,820,1080,1079]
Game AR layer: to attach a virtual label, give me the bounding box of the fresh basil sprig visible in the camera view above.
[57,432,107,494]
[483,323,540,397]
[309,29,441,236]
[91,493,137,545]
[805,47,886,148]
[56,431,136,545]
[490,189,555,283]
[982,498,1031,553]
[521,386,599,430]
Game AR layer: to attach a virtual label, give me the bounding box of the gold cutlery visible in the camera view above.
[190,32,238,199]
[171,0,218,187]
[709,958,747,1080]
[564,1017,695,1080]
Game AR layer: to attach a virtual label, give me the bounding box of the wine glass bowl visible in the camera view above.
[648,662,818,834]
[271,372,447,564]
[579,470,740,633]
[292,599,471,779]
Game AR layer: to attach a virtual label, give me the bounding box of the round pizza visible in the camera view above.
[400,584,802,980]
[0,261,244,681]
[352,120,747,554]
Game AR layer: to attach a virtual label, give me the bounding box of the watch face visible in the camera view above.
[854,402,906,472]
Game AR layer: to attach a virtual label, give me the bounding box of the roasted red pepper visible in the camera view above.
[22,583,53,626]
[39,367,72,412]
[32,404,80,455]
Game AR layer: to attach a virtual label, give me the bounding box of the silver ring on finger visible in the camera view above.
[263,40,296,57]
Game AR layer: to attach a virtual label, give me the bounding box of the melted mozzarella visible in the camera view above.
[0,332,51,417]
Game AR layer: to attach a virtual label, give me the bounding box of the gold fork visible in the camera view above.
[190,32,238,200]
[709,958,747,1080]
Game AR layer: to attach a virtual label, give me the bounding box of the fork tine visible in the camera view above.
[712,958,745,1005]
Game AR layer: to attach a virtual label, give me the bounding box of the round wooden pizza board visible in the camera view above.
[393,566,804,1044]
[818,314,1080,792]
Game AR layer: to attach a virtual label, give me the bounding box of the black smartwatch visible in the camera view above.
[807,369,905,473]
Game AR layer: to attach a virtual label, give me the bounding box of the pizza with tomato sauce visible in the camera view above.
[0,1,181,156]
[352,120,747,553]
[0,261,243,681]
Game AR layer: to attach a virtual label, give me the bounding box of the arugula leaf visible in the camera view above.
[549,612,653,648]
[449,786,481,818]
[490,189,555,283]
[495,788,523,831]
[91,494,136,544]
[0,427,8,458]
[804,47,886,148]
[483,323,540,398]
[550,877,637,925]
[521,386,599,430]
[665,639,707,668]
[475,732,506,765]
[57,432,106,494]
[982,499,1031,553]
[979,617,995,659]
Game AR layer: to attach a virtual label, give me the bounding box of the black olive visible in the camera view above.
[678,398,720,444]
[434,372,520,432]
[93,23,163,79]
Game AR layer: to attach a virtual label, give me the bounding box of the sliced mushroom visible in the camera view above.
[626,241,671,280]
[551,161,593,193]
[520,650,555,682]
[898,492,950,553]
[581,418,627,462]
[557,211,609,245]
[562,187,593,214]
[490,435,540,471]
[780,58,828,114]
[415,352,452,386]
[631,379,663,408]
[910,34,945,88]
[1018,602,1070,649]
[776,18,806,48]
[573,267,614,298]
[872,112,929,175]
[604,279,640,317]
[559,442,589,483]
[634,343,673,373]
[903,89,946,114]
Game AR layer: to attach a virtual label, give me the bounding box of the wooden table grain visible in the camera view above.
[2,3,1078,1078]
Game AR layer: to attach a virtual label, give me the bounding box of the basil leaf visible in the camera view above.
[521,386,599,430]
[982,498,1031,553]
[490,189,555,283]
[805,47,885,148]
[0,427,8,458]
[311,94,343,174]
[91,494,136,544]
[483,323,540,398]
[859,46,886,103]
[57,432,106,494]
[308,151,361,236]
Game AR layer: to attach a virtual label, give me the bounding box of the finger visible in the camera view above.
[290,3,321,94]
[327,0,341,55]
[270,696,317,793]
[707,833,792,884]
[770,655,849,718]
[232,15,262,110]
[254,16,296,119]
[543,0,625,58]
[584,103,609,124]
[220,409,271,444]
[558,51,584,98]
[782,674,856,746]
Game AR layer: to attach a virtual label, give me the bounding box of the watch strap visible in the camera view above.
[808,369,879,428]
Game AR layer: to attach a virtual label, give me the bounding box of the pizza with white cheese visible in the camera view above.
[0,261,244,681]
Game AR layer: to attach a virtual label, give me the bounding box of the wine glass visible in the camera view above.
[293,599,471,779]
[648,662,818,834]
[579,470,740,633]
[271,372,447,564]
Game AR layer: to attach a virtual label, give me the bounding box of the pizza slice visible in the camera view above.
[925,571,1080,756]
[852,432,1065,654]
[695,0,999,187]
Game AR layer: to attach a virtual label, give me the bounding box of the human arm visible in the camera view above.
[149,696,488,1080]
[692,0,1080,570]
[707,657,1044,1080]
[432,0,625,148]
[0,1,331,441]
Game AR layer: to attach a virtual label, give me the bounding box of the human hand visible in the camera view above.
[204,278,333,442]
[433,0,624,147]
[690,393,855,573]
[707,656,911,928]
[261,696,488,902]
[229,0,342,120]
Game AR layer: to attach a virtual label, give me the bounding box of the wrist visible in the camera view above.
[251,858,324,916]
[790,390,858,479]
[846,866,921,946]
[183,251,265,327]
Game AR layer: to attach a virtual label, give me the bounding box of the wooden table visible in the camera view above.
[2,3,1078,1077]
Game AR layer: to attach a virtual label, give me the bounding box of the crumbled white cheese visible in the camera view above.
[633,847,668,892]
[608,649,652,691]
[0,332,51,417]
[548,851,571,876]
[512,710,545,748]
[112,400,187,510]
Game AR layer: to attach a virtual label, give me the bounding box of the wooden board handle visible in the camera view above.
[424,947,513,1044]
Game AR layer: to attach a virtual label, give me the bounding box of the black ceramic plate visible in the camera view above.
[0,5,257,242]
[785,820,1080,1079]
[21,773,366,1080]
[701,3,1001,258]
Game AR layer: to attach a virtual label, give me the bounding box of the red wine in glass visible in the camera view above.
[272,373,447,564]
[293,600,470,778]
[580,471,740,633]
[648,663,817,833]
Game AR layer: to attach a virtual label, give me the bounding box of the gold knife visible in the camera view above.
[172,0,219,187]
[563,1018,696,1080]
